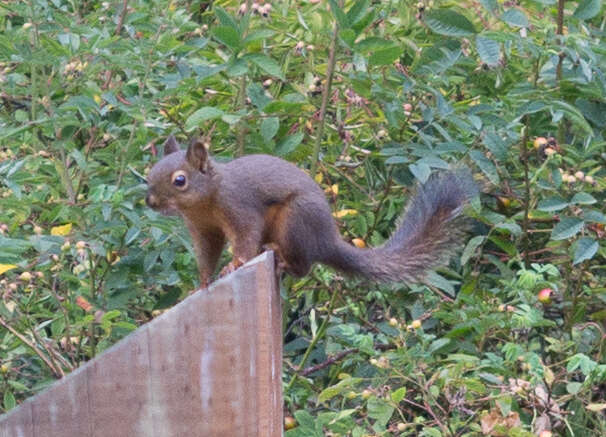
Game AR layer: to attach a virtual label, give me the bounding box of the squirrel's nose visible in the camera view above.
[145,193,157,208]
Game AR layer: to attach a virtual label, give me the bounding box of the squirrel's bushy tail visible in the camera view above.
[325,170,477,283]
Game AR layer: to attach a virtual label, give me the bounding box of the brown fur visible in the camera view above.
[146,136,477,285]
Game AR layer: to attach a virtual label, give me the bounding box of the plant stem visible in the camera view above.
[0,316,63,378]
[236,76,247,157]
[309,22,339,176]
[520,120,531,268]
[286,289,338,391]
[555,0,566,145]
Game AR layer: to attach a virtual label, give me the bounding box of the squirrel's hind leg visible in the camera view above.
[269,196,337,277]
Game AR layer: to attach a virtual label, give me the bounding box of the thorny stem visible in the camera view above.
[309,22,339,176]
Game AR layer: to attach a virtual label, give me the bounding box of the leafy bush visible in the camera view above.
[1,0,605,435]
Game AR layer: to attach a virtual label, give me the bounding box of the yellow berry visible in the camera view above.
[533,137,548,149]
[284,416,296,430]
[19,271,32,281]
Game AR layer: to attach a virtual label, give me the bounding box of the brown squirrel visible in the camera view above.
[146,135,477,287]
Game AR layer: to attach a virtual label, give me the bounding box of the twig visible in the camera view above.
[520,121,531,268]
[300,348,358,376]
[555,0,566,145]
[115,0,129,36]
[102,0,129,90]
[309,22,339,176]
[0,316,63,378]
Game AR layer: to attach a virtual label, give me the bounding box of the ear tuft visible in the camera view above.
[186,138,209,172]
[164,135,180,155]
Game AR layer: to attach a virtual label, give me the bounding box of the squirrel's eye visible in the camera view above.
[171,171,188,189]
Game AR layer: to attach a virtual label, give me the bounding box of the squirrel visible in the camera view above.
[145,135,477,287]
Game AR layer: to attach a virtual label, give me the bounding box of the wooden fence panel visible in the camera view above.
[31,366,91,436]
[0,252,282,437]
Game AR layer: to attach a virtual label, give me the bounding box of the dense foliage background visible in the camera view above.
[1,0,605,435]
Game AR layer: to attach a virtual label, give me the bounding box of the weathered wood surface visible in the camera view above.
[0,252,282,437]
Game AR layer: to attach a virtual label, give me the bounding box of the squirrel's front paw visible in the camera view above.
[219,257,245,277]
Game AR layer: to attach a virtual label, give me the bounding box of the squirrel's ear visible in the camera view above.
[163,135,180,155]
[186,138,209,173]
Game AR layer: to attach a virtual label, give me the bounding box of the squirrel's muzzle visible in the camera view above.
[145,192,159,209]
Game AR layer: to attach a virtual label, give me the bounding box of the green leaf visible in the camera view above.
[264,101,308,114]
[275,132,304,156]
[573,238,598,265]
[212,26,241,51]
[567,353,597,374]
[573,0,602,20]
[480,0,499,14]
[481,133,507,160]
[584,209,606,224]
[391,387,407,403]
[426,271,455,297]
[367,397,395,428]
[338,28,356,48]
[153,286,182,310]
[318,377,362,402]
[550,100,593,135]
[355,37,395,52]
[346,0,370,26]
[185,107,224,132]
[328,0,349,29]
[476,36,500,66]
[495,222,522,236]
[424,9,477,37]
[470,150,499,184]
[243,29,276,46]
[294,410,317,429]
[247,82,271,110]
[567,382,582,395]
[124,227,141,245]
[261,117,279,142]
[551,218,584,241]
[500,9,529,27]
[409,162,431,183]
[3,390,15,411]
[245,54,285,80]
[369,44,402,66]
[537,196,569,212]
[571,192,596,205]
[461,235,485,265]
[384,155,408,165]
[429,338,451,353]
[214,6,239,29]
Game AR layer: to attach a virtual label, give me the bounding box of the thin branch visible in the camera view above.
[309,22,339,176]
[520,121,531,268]
[0,316,63,378]
[300,348,358,376]
[115,0,129,36]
